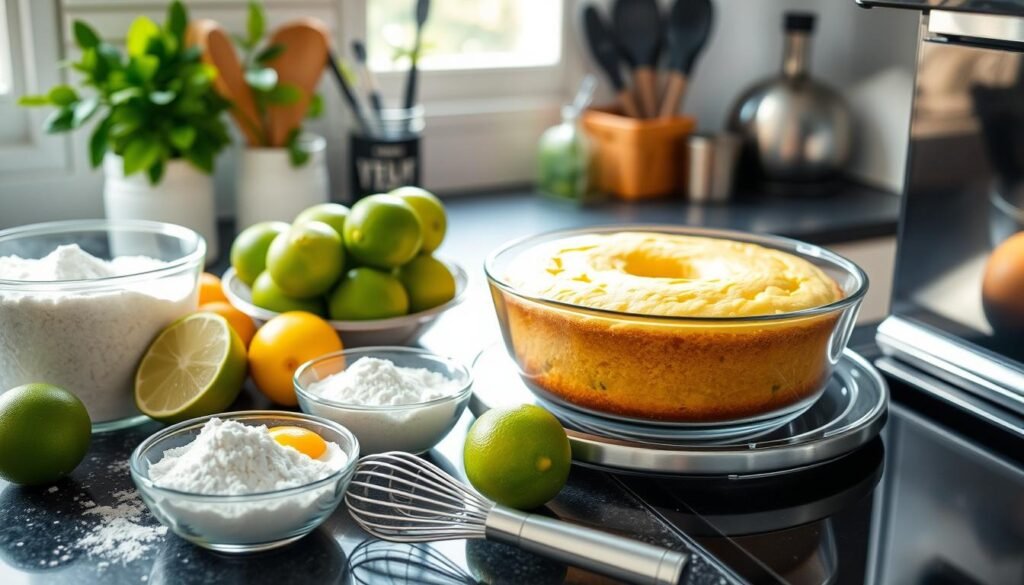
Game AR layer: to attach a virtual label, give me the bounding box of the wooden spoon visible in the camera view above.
[612,0,662,118]
[187,19,262,145]
[266,19,330,147]
[658,0,714,118]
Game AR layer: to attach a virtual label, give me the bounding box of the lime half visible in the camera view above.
[135,313,248,424]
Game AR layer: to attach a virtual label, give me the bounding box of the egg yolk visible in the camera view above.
[268,426,327,459]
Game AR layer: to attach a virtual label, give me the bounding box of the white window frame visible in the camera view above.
[340,0,580,192]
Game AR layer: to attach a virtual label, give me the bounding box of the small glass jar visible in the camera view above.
[349,106,425,201]
[537,106,597,203]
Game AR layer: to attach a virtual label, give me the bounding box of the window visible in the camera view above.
[366,0,562,72]
[0,1,12,95]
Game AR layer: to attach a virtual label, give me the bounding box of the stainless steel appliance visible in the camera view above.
[865,3,1024,415]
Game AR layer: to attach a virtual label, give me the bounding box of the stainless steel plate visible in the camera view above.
[470,345,888,476]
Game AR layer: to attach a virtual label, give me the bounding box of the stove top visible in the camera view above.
[622,364,1024,584]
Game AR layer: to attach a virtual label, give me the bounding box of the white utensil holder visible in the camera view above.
[236,134,329,230]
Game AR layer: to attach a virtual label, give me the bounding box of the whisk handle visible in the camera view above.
[485,506,687,585]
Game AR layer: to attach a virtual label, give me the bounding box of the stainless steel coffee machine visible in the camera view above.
[861,1,1024,416]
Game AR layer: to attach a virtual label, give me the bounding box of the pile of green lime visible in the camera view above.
[230,186,457,321]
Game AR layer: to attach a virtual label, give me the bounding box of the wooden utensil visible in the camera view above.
[582,5,640,118]
[403,0,431,109]
[352,40,383,116]
[187,19,262,145]
[266,19,330,147]
[612,0,662,118]
[658,0,714,118]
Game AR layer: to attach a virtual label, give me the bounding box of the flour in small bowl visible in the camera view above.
[143,418,349,544]
[309,357,457,405]
[149,418,346,494]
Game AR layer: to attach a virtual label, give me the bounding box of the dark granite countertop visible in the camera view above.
[0,185,899,584]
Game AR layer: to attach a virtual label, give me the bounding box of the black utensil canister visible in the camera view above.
[349,106,423,201]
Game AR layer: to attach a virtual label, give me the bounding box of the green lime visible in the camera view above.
[266,221,345,299]
[230,221,289,286]
[135,312,248,424]
[464,404,570,510]
[343,194,423,268]
[328,267,409,320]
[0,384,91,485]
[294,203,350,238]
[251,271,326,316]
[397,254,456,313]
[390,186,446,253]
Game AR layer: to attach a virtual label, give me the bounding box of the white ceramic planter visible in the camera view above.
[102,155,219,261]
[236,134,329,230]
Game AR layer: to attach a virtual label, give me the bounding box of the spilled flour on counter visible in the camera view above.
[77,489,166,564]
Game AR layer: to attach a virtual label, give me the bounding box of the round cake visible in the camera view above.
[496,231,847,422]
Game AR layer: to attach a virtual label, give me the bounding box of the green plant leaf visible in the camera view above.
[89,117,111,167]
[149,90,177,105]
[147,158,166,184]
[43,107,75,133]
[169,125,196,150]
[286,129,310,167]
[244,67,277,92]
[122,136,162,175]
[127,16,161,57]
[306,93,323,119]
[185,143,214,173]
[71,97,100,128]
[47,85,79,106]
[110,87,143,105]
[246,1,265,49]
[255,43,285,64]
[166,1,187,43]
[128,55,159,82]
[266,83,301,105]
[17,95,51,106]
[73,21,101,49]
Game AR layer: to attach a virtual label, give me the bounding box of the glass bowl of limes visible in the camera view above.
[224,191,468,347]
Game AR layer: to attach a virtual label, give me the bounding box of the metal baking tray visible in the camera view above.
[470,345,888,477]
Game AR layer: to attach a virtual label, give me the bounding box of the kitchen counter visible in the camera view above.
[0,186,904,585]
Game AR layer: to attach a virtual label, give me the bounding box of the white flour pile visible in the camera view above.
[77,489,167,564]
[0,244,195,422]
[145,418,348,543]
[149,418,346,495]
[309,357,457,405]
[305,357,463,454]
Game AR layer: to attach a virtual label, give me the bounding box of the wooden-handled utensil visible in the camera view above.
[403,0,431,109]
[266,19,330,147]
[187,19,262,145]
[582,5,640,118]
[612,0,662,118]
[658,0,714,118]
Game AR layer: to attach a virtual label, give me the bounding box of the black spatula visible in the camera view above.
[612,0,661,118]
[582,4,640,118]
[658,0,713,118]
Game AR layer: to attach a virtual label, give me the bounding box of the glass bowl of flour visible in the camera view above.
[130,411,359,553]
[0,219,204,431]
[295,347,474,454]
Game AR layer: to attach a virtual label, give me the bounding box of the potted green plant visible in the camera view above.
[19,1,230,260]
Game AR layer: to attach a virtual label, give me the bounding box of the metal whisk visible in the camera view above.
[345,452,688,585]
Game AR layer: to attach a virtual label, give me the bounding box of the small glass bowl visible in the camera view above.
[294,347,473,455]
[130,411,359,553]
[0,219,204,432]
[222,260,467,348]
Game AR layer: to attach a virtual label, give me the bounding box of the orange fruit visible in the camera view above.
[198,272,228,305]
[248,311,342,405]
[199,302,257,348]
